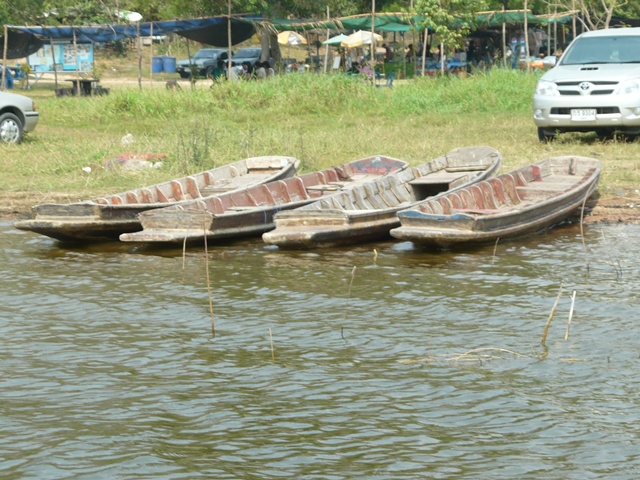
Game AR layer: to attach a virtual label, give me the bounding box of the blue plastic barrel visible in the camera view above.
[162,56,176,74]
[152,56,164,73]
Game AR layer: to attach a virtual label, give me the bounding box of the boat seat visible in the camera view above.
[171,180,185,201]
[186,176,201,199]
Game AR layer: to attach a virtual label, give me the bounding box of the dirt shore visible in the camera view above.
[2,190,640,224]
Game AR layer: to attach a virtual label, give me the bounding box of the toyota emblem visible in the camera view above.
[579,82,591,91]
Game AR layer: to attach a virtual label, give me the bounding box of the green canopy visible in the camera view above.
[476,10,546,27]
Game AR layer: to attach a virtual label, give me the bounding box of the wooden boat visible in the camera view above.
[119,155,409,244]
[389,155,602,248]
[262,146,502,249]
[14,156,300,241]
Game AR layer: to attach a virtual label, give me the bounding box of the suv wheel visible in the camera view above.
[0,112,23,144]
[205,66,214,78]
[537,127,556,143]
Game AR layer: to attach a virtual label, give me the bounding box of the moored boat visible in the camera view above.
[119,155,409,244]
[262,146,502,249]
[389,155,602,248]
[14,156,300,241]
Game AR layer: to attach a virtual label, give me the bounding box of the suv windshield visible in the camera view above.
[235,49,260,59]
[194,50,220,59]
[561,35,640,65]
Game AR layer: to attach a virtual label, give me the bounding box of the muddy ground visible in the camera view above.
[2,190,640,224]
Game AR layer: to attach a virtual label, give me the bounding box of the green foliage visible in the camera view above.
[413,0,488,52]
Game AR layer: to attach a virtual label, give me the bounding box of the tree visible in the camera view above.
[543,0,629,30]
[413,0,486,72]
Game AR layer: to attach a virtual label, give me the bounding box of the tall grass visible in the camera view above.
[2,68,638,208]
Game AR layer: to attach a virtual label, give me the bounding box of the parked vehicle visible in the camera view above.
[14,156,300,242]
[176,48,231,78]
[390,156,601,248]
[0,90,39,144]
[533,27,640,142]
[230,48,268,67]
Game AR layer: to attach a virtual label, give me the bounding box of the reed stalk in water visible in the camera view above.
[565,290,576,341]
[202,212,215,337]
[269,328,275,361]
[542,284,563,347]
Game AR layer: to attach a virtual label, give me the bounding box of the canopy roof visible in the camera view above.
[7,15,259,45]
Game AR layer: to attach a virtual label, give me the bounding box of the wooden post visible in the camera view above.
[137,21,142,90]
[370,0,376,86]
[50,38,58,89]
[323,6,330,73]
[227,1,232,80]
[73,29,81,95]
[2,25,8,91]
[502,6,506,68]
[149,22,153,84]
[524,4,530,72]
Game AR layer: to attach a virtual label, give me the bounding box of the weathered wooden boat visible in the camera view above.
[389,155,602,248]
[261,146,502,249]
[14,156,300,241]
[119,155,409,244]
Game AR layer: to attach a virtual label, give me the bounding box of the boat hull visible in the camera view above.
[120,155,410,245]
[263,146,502,249]
[14,156,300,241]
[390,156,602,248]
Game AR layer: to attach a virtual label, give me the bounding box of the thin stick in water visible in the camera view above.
[182,236,187,270]
[579,191,590,274]
[492,237,500,264]
[565,290,576,341]
[269,328,275,361]
[203,213,215,337]
[542,284,563,347]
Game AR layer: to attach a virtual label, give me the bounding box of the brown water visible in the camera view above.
[2,220,640,479]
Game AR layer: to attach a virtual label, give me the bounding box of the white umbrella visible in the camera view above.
[277,31,307,46]
[340,30,382,48]
[322,33,348,45]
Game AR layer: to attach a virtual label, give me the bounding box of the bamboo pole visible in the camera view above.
[524,2,530,72]
[149,22,153,84]
[370,0,376,86]
[50,38,58,89]
[323,6,330,74]
[73,29,81,95]
[502,6,506,68]
[2,25,8,91]
[565,291,576,341]
[137,21,142,90]
[227,1,232,80]
[541,284,563,347]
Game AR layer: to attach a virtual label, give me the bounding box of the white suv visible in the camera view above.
[0,90,39,144]
[533,27,640,141]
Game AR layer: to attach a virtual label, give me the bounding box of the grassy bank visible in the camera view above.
[2,68,639,212]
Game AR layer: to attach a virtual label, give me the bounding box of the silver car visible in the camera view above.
[0,90,39,144]
[533,27,640,141]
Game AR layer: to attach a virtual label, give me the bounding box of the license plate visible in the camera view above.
[571,109,597,121]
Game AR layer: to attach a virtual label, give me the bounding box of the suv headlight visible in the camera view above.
[616,79,640,95]
[535,79,560,96]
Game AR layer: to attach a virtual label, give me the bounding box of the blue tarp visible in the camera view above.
[9,15,260,46]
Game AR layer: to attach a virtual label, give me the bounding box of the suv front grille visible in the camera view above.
[551,107,621,115]
[556,80,618,96]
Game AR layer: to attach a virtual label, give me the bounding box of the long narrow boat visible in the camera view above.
[14,156,300,241]
[389,155,602,248]
[119,155,409,244]
[261,146,501,249]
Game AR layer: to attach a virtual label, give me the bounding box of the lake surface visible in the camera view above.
[1,220,639,479]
